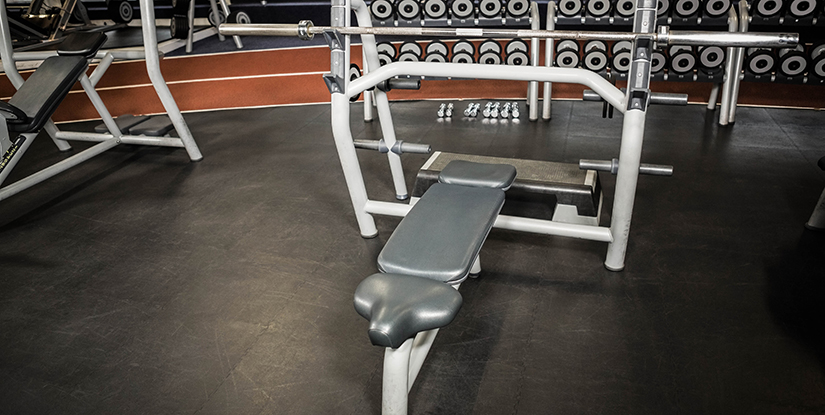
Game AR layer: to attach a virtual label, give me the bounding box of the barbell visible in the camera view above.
[219,20,797,49]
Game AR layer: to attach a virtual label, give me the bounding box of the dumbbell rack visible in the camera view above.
[362,0,543,121]
[721,0,824,124]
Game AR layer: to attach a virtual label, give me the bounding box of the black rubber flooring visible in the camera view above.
[0,100,823,414]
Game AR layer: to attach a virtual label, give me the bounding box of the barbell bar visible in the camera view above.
[219,20,798,48]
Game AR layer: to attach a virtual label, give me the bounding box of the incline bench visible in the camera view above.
[354,160,516,415]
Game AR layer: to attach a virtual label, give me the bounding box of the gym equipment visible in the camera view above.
[378,52,395,65]
[584,39,607,53]
[610,48,632,73]
[811,54,825,79]
[777,50,808,77]
[479,38,502,54]
[745,49,776,75]
[787,0,818,18]
[396,0,421,20]
[171,0,246,53]
[399,40,423,56]
[479,0,503,17]
[423,0,448,18]
[451,51,475,62]
[584,48,609,71]
[612,40,633,54]
[371,0,395,20]
[479,50,503,64]
[587,0,612,17]
[703,0,731,17]
[556,39,579,53]
[450,0,475,19]
[555,47,580,67]
[614,0,637,17]
[558,0,584,16]
[698,45,726,70]
[505,38,528,54]
[651,50,667,73]
[436,102,454,117]
[220,3,799,412]
[451,38,475,55]
[669,49,698,73]
[673,0,700,17]
[657,0,670,16]
[805,156,825,231]
[0,0,202,203]
[425,39,449,55]
[505,48,529,65]
[753,0,784,18]
[506,0,530,17]
[377,41,398,58]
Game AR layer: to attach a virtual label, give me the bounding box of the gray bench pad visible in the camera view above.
[354,273,462,348]
[377,183,505,283]
[439,160,517,190]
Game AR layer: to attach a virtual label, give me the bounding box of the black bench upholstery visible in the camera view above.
[354,273,463,348]
[58,32,107,58]
[377,183,505,284]
[438,160,517,190]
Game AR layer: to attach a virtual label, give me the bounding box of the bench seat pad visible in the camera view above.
[8,55,88,133]
[438,160,517,190]
[354,273,462,348]
[378,183,505,283]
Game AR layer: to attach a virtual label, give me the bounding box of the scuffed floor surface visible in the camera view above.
[0,101,823,414]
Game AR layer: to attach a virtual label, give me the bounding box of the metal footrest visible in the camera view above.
[94,114,149,134]
[128,115,175,136]
[413,152,602,226]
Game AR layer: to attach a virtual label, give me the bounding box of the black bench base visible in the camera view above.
[413,152,603,226]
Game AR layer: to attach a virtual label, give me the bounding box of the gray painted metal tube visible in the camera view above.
[90,52,115,87]
[79,75,122,139]
[806,187,825,230]
[208,0,225,42]
[728,0,749,124]
[542,1,555,120]
[0,132,37,188]
[332,94,379,237]
[217,0,243,48]
[583,89,687,105]
[407,329,439,392]
[382,339,412,415]
[528,2,539,121]
[44,121,72,151]
[718,6,738,125]
[352,0,408,199]
[139,0,203,161]
[707,83,720,110]
[0,139,119,202]
[348,63,627,112]
[54,131,186,147]
[605,110,647,271]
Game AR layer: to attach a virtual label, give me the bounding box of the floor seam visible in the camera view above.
[511,291,542,415]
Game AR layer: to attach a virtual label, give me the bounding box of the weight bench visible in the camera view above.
[354,160,516,415]
[0,0,203,203]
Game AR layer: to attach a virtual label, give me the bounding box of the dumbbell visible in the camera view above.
[424,0,448,18]
[614,0,636,17]
[396,0,422,19]
[810,42,825,79]
[610,40,632,73]
[752,0,784,17]
[451,0,475,18]
[349,64,362,102]
[703,0,730,17]
[452,51,475,63]
[584,40,607,54]
[479,0,503,17]
[584,47,608,72]
[426,40,450,56]
[745,49,776,75]
[558,0,584,16]
[673,0,700,17]
[451,39,475,63]
[398,41,423,61]
[587,0,611,17]
[777,49,809,77]
[651,51,667,74]
[697,45,726,71]
[378,52,394,66]
[787,0,818,17]
[506,0,530,17]
[657,0,670,16]
[479,39,503,64]
[371,0,395,20]
[504,38,529,65]
[669,47,697,74]
[555,39,580,67]
[376,41,398,60]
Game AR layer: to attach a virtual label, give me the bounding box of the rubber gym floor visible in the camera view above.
[1,96,823,414]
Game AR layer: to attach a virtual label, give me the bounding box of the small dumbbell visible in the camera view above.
[471,103,481,117]
[501,102,511,118]
[464,103,476,116]
[437,103,447,117]
[445,103,454,117]
[490,102,501,118]
[482,102,493,118]
[511,102,520,118]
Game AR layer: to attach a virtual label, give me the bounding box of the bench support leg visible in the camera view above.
[332,94,378,237]
[383,339,412,415]
[470,256,481,276]
[605,109,646,271]
[806,187,825,231]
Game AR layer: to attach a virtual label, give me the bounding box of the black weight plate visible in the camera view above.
[704,0,730,17]
[479,39,502,54]
[371,0,395,19]
[699,45,725,69]
[669,51,696,73]
[452,39,476,55]
[426,40,449,56]
[555,50,580,67]
[399,41,423,56]
[424,0,448,18]
[479,0,503,17]
[377,41,397,59]
[674,0,699,16]
[507,0,529,16]
[506,50,529,66]
[556,39,579,53]
[452,51,475,63]
[612,40,632,54]
[778,51,808,77]
[746,51,775,75]
[559,0,583,16]
[451,0,474,18]
[425,52,448,62]
[614,0,635,16]
[587,0,611,16]
[610,50,632,72]
[584,50,608,71]
[479,51,503,64]
[651,51,666,73]
[396,0,421,19]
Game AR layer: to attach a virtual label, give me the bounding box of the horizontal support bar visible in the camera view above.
[54,131,185,148]
[220,22,798,48]
[363,200,613,242]
[583,89,688,106]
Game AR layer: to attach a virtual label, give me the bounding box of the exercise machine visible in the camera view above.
[0,0,202,202]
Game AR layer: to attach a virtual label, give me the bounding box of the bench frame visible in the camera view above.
[331,0,660,272]
[0,0,202,203]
